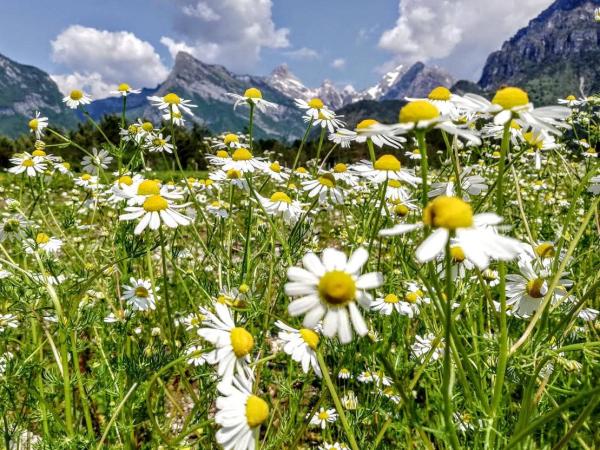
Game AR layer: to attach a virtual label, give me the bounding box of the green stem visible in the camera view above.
[159,227,176,349]
[316,350,359,450]
[416,131,429,207]
[314,127,326,173]
[367,138,376,164]
[248,103,255,151]
[292,120,313,173]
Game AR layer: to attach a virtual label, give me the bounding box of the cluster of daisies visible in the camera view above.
[0,79,598,450]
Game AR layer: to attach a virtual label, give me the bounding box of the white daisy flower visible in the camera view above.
[197,302,254,388]
[215,373,269,450]
[301,174,345,205]
[227,87,277,112]
[261,161,290,183]
[110,83,141,97]
[429,167,488,199]
[0,314,18,333]
[329,163,359,186]
[285,247,383,344]
[209,169,249,191]
[121,278,157,311]
[309,111,345,133]
[295,97,335,120]
[309,407,338,429]
[62,89,92,109]
[186,345,207,366]
[557,95,585,107]
[211,133,247,150]
[405,86,465,120]
[74,174,101,191]
[371,293,419,318]
[28,111,48,139]
[411,334,444,362]
[221,148,266,173]
[207,200,230,219]
[8,153,46,177]
[352,154,421,186]
[147,92,196,117]
[275,320,321,377]
[119,193,191,234]
[82,148,113,174]
[145,133,174,153]
[0,215,29,242]
[330,119,407,149]
[25,233,63,254]
[380,196,523,269]
[258,192,304,224]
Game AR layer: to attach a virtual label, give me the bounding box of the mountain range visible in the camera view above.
[0,0,598,139]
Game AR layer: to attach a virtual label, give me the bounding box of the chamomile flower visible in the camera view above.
[258,192,303,224]
[119,193,191,234]
[74,174,101,190]
[62,89,92,109]
[121,278,157,311]
[371,293,419,317]
[411,334,444,362]
[207,200,230,218]
[330,119,406,149]
[405,86,463,119]
[26,233,63,254]
[310,111,345,133]
[428,168,488,199]
[197,303,254,388]
[521,130,559,170]
[275,320,321,377]
[210,169,249,191]
[8,153,46,177]
[0,314,18,333]
[329,163,359,186]
[301,173,345,205]
[262,161,290,183]
[557,95,585,107]
[380,196,522,269]
[285,247,383,344]
[148,92,197,116]
[82,148,113,174]
[212,133,246,150]
[28,111,48,139]
[221,148,265,173]
[352,154,420,185]
[146,133,174,153]
[338,368,351,379]
[215,373,269,450]
[228,87,277,112]
[186,345,207,366]
[309,407,338,429]
[295,97,335,120]
[110,83,141,97]
[0,215,29,242]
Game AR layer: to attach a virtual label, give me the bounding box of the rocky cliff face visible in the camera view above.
[381,62,454,100]
[0,53,76,137]
[479,0,600,104]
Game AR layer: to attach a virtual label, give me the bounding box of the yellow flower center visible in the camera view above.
[22,159,34,167]
[318,271,356,306]
[142,195,168,212]
[134,286,149,298]
[412,148,420,155]
[388,179,402,188]
[128,124,139,134]
[492,151,501,158]
[526,278,545,299]
[216,150,229,158]
[399,100,440,123]
[492,87,529,110]
[232,148,253,161]
[308,98,324,109]
[383,294,399,304]
[81,174,92,181]
[394,204,409,216]
[142,122,154,132]
[118,175,133,186]
[333,163,348,173]
[69,90,83,100]
[118,83,130,92]
[318,173,336,188]
[510,120,521,130]
[35,140,46,150]
[245,395,269,428]
[565,95,576,101]
[428,86,452,101]
[374,154,401,171]
[36,233,50,244]
[270,191,291,203]
[535,243,555,259]
[226,169,242,179]
[295,167,308,174]
[32,149,46,157]
[223,133,239,144]
[137,180,161,196]
[29,119,39,130]
[318,411,330,420]
[405,292,420,303]
[62,162,71,170]
[423,196,474,230]
[450,245,466,263]
[483,269,497,281]
[523,132,543,149]
[269,162,281,172]
[299,328,319,350]
[230,327,254,357]
[356,119,378,130]
[163,93,181,104]
[244,88,262,99]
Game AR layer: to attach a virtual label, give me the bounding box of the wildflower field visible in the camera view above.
[1,85,599,450]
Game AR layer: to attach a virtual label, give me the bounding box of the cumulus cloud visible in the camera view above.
[50,25,169,98]
[162,0,289,71]
[379,0,554,78]
[331,58,346,69]
[283,47,320,60]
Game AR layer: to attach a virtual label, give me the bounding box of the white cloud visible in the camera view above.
[378,0,554,78]
[51,25,169,98]
[331,58,346,69]
[162,0,289,71]
[284,47,320,60]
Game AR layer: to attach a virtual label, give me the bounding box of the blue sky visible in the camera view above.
[0,0,554,98]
